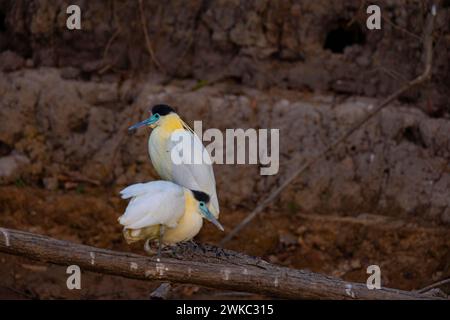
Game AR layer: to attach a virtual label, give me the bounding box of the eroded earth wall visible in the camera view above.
[1,69,449,224]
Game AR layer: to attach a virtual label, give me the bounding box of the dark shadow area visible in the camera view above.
[324,21,366,53]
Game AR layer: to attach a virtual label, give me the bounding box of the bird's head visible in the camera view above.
[191,190,224,232]
[128,104,176,131]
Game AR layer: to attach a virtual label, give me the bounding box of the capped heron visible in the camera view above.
[118,180,223,255]
[129,104,220,219]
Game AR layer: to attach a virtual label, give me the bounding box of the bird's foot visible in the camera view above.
[144,239,165,258]
[185,239,196,249]
[153,242,184,259]
[186,239,203,252]
[156,241,201,259]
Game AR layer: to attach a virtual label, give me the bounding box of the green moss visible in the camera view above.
[76,184,85,194]
[192,79,209,91]
[14,178,26,188]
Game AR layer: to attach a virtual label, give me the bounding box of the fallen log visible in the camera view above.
[0,227,443,300]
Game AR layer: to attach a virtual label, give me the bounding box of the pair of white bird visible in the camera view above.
[118,104,223,253]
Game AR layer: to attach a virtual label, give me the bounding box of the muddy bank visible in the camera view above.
[1,68,449,224]
[1,0,449,300]
[0,186,448,299]
[1,0,449,116]
[0,68,449,298]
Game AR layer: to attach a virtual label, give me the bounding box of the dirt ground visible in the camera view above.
[0,1,449,299]
[0,72,448,299]
[0,185,449,299]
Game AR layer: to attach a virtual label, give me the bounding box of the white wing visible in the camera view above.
[168,129,220,217]
[120,180,177,199]
[119,181,185,229]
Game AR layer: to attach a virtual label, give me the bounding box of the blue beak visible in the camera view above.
[200,206,224,231]
[128,114,159,131]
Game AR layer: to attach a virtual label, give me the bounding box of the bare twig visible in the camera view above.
[58,172,101,186]
[346,0,366,28]
[220,4,437,245]
[417,278,450,294]
[382,16,422,41]
[138,0,163,71]
[0,285,35,299]
[102,29,120,63]
[0,227,443,300]
[376,65,409,82]
[99,0,123,74]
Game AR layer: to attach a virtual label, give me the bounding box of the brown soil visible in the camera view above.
[2,0,449,116]
[1,185,449,299]
[0,1,449,299]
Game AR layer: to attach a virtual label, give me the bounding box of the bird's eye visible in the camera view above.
[154,114,160,119]
[199,202,205,207]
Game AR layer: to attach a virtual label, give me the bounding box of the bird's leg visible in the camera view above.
[144,238,156,255]
[157,225,165,259]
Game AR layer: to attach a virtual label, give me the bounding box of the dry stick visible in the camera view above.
[99,0,123,75]
[219,5,437,246]
[99,29,121,75]
[103,29,120,62]
[346,0,366,28]
[138,0,163,71]
[382,16,423,41]
[417,278,450,294]
[0,227,443,300]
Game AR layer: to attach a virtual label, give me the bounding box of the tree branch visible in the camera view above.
[220,3,437,245]
[0,227,444,300]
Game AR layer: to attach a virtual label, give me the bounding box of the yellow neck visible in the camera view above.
[159,113,184,132]
[162,190,203,244]
[184,190,197,214]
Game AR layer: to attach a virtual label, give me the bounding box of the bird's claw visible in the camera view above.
[144,239,156,255]
[144,239,165,258]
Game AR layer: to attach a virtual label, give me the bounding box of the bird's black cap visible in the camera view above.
[152,104,175,116]
[191,190,210,203]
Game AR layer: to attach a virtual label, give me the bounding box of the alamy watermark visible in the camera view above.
[366,265,381,289]
[170,121,280,176]
[66,4,383,31]
[66,265,81,290]
[66,5,81,30]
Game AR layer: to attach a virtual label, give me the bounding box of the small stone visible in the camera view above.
[82,60,105,73]
[0,152,30,179]
[356,55,371,67]
[43,177,59,190]
[64,181,78,190]
[61,67,81,79]
[296,226,307,235]
[0,51,25,72]
[279,231,297,246]
[25,59,34,68]
[350,259,361,269]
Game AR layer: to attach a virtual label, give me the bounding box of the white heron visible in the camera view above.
[128,104,220,219]
[118,180,223,254]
